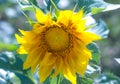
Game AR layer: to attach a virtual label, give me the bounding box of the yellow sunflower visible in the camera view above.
[15,9,101,84]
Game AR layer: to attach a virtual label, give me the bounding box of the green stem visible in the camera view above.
[50,0,59,12]
[50,0,59,16]
[73,3,78,12]
[58,74,62,84]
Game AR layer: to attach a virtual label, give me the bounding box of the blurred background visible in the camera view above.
[0,0,120,84]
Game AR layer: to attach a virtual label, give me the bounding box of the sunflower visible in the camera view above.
[15,9,101,84]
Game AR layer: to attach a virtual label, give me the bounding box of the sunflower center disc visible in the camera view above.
[44,27,70,52]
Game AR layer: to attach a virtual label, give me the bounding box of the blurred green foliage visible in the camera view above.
[104,0,120,4]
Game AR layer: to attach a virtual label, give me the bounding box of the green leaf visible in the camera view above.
[77,76,93,84]
[0,52,35,83]
[87,43,100,64]
[29,0,37,6]
[86,43,101,79]
[77,0,120,13]
[17,0,35,25]
[103,4,120,12]
[17,0,37,11]
[43,74,71,84]
[88,19,109,38]
[21,5,35,11]
[46,0,59,11]
[44,0,120,14]
[91,7,105,14]
[0,42,18,52]
[95,72,120,84]
[0,77,7,84]
[115,58,120,64]
[86,65,100,79]
[0,70,21,84]
[60,76,71,84]
[0,52,26,73]
[50,0,60,17]
[43,76,51,84]
[22,11,34,25]
[15,72,34,84]
[44,73,94,84]
[18,0,37,6]
[50,77,57,84]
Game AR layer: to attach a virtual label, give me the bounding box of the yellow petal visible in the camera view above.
[22,31,40,45]
[30,48,47,73]
[68,40,91,75]
[52,56,63,77]
[40,52,56,66]
[71,10,83,24]
[76,19,86,32]
[76,10,83,19]
[57,10,73,26]
[72,49,89,75]
[57,10,84,30]
[36,9,46,23]
[63,68,76,84]
[33,23,44,34]
[62,60,76,84]
[75,32,101,45]
[36,9,52,24]
[76,61,88,76]
[23,47,43,69]
[15,34,26,44]
[39,65,53,82]
[17,46,27,54]
[30,53,43,73]
[30,55,42,73]
[18,29,26,35]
